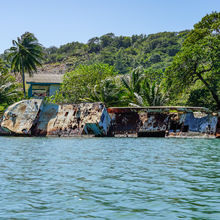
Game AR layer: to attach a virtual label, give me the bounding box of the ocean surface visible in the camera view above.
[0,137,219,219]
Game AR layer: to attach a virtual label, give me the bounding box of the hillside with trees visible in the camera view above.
[1,12,220,112]
[44,30,189,74]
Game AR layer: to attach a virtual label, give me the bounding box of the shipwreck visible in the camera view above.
[108,106,220,138]
[0,100,220,138]
[0,100,111,137]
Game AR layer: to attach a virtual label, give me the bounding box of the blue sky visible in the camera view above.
[0,0,219,53]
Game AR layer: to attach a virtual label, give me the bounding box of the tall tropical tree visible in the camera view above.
[165,12,220,110]
[6,32,44,97]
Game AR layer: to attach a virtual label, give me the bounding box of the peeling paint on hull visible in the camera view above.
[34,102,111,137]
[0,103,219,138]
[1,99,43,135]
[108,107,219,138]
[0,100,111,137]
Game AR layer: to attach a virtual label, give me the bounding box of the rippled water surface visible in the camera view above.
[0,137,220,219]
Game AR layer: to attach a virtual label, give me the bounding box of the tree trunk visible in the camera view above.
[22,65,26,98]
[197,73,220,110]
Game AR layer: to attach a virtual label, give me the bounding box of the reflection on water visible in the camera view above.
[0,137,219,219]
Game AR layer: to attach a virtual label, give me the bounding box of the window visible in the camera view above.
[32,85,49,97]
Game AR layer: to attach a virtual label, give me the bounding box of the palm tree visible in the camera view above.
[137,78,168,106]
[0,72,19,103]
[82,78,124,107]
[120,67,144,105]
[6,32,44,97]
[121,67,168,107]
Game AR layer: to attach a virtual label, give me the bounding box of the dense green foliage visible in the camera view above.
[165,11,220,110]
[54,65,169,107]
[49,64,118,103]
[43,30,193,107]
[1,12,220,111]
[44,31,189,73]
[81,78,125,107]
[46,12,220,110]
[0,59,21,115]
[6,32,44,97]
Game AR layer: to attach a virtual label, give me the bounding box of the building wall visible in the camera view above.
[27,83,61,97]
[49,85,60,96]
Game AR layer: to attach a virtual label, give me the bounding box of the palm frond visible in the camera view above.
[7,32,44,96]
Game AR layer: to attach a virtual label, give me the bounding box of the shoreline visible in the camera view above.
[1,100,220,139]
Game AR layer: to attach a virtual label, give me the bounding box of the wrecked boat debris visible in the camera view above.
[0,100,111,137]
[0,101,220,138]
[0,99,43,135]
[108,107,220,138]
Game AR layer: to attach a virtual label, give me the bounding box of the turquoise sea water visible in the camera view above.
[0,137,219,219]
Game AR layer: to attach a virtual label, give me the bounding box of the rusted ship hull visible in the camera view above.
[0,100,111,137]
[108,107,219,138]
[0,102,219,138]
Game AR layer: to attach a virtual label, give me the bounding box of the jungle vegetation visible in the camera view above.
[1,12,220,112]
[0,58,21,115]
